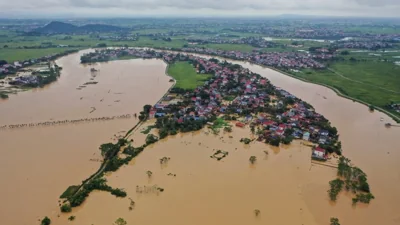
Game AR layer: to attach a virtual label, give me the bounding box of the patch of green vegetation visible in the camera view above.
[249,156,257,164]
[68,216,76,221]
[211,117,229,129]
[116,55,137,60]
[330,217,341,225]
[288,60,400,118]
[342,26,400,34]
[60,185,80,199]
[328,178,344,201]
[223,95,236,101]
[141,125,156,134]
[210,150,229,161]
[41,217,51,225]
[60,204,72,213]
[200,43,255,52]
[0,48,79,62]
[328,156,374,204]
[0,92,9,99]
[167,61,212,90]
[240,138,252,144]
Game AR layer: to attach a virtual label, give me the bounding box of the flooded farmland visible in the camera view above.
[1,50,400,225]
[0,50,172,225]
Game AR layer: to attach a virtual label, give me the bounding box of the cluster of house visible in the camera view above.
[186,37,279,48]
[227,26,400,42]
[84,48,338,160]
[0,50,75,76]
[180,47,327,69]
[8,75,40,85]
[98,35,138,41]
[335,41,393,50]
[388,103,400,113]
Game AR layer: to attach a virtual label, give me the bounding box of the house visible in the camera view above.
[319,130,329,136]
[318,137,327,144]
[312,147,327,161]
[236,122,245,128]
[303,132,310,141]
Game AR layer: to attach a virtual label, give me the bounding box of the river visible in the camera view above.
[0,50,172,225]
[1,50,400,225]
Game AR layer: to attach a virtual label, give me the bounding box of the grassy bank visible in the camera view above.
[0,48,79,62]
[279,68,400,123]
[290,61,400,119]
[167,61,212,90]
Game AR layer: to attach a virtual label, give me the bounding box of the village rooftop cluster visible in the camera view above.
[82,48,342,160]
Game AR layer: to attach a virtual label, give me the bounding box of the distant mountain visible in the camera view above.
[35,21,78,33]
[34,21,126,34]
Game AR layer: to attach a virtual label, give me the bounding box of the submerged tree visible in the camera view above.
[41,217,51,225]
[369,105,375,111]
[249,156,257,164]
[60,204,72,213]
[68,216,76,221]
[330,217,340,225]
[254,209,261,217]
[146,170,153,178]
[114,218,127,225]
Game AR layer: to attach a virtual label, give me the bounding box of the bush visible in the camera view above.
[41,217,51,225]
[328,179,344,201]
[146,134,159,145]
[60,204,72,213]
[330,217,340,225]
[111,188,127,197]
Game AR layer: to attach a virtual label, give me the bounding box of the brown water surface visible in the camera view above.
[1,51,400,225]
[0,50,171,225]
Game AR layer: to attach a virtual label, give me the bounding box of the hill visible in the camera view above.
[34,21,126,34]
[35,21,78,33]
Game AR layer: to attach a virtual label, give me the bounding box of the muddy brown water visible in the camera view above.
[1,50,400,225]
[0,50,172,225]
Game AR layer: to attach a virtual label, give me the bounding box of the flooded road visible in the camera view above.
[1,50,400,225]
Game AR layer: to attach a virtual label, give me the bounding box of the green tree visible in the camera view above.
[340,50,349,55]
[60,204,72,213]
[250,126,255,134]
[369,105,375,111]
[114,218,127,225]
[145,134,158,145]
[97,43,107,47]
[330,217,340,225]
[41,217,51,225]
[68,216,76,221]
[249,156,257,164]
[143,104,152,114]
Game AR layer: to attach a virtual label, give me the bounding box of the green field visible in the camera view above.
[167,61,212,90]
[0,48,79,62]
[289,60,400,119]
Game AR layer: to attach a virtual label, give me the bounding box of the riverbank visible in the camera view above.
[160,48,400,123]
[267,66,400,123]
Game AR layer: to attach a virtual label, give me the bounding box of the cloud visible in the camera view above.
[1,0,399,17]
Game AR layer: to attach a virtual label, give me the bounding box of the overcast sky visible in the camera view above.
[1,0,400,18]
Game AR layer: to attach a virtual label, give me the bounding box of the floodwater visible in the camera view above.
[0,50,172,225]
[1,50,400,225]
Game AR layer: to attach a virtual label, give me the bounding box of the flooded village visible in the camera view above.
[1,48,400,225]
